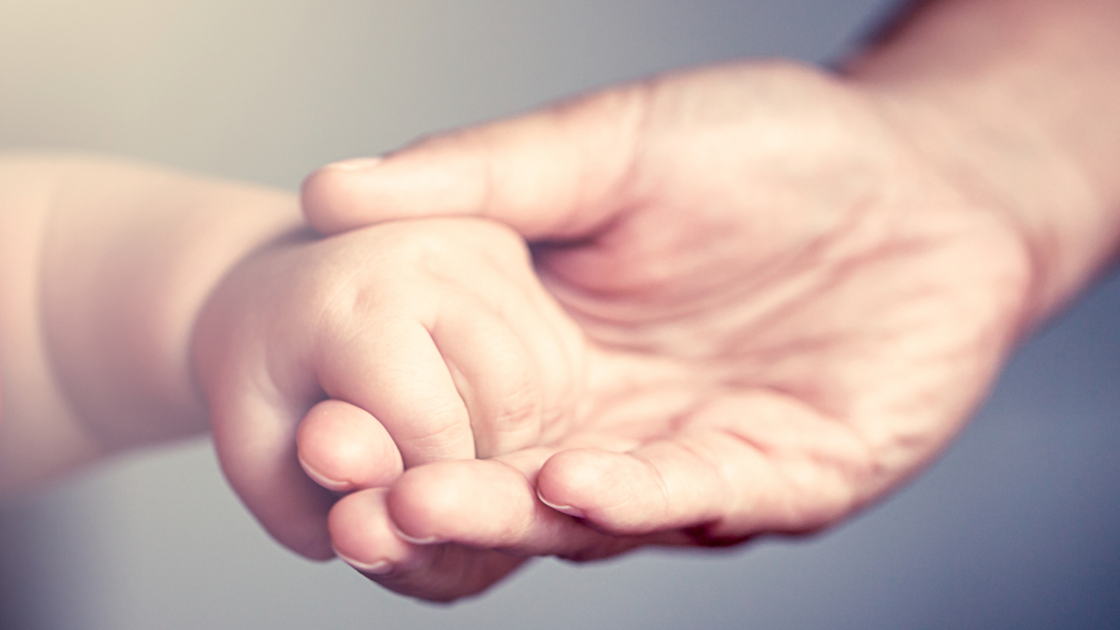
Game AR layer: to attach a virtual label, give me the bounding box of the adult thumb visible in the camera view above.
[301,84,650,240]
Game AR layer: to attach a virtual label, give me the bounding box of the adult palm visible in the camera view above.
[299,62,1034,600]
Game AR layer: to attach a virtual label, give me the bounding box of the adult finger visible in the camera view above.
[383,453,685,560]
[296,399,403,493]
[535,394,871,539]
[328,450,689,601]
[300,84,651,240]
[329,488,528,602]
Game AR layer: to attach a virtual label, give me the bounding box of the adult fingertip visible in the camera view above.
[323,156,385,172]
[538,448,663,533]
[299,161,380,234]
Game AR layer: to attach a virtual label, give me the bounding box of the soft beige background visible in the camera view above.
[3,1,1119,629]
[0,0,884,186]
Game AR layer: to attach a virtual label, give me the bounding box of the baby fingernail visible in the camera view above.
[325,156,383,172]
[334,549,392,575]
[537,491,587,519]
[391,523,443,546]
[298,456,353,493]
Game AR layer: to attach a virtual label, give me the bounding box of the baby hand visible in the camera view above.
[192,217,587,559]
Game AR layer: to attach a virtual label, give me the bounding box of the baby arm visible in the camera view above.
[0,154,298,497]
[0,153,586,563]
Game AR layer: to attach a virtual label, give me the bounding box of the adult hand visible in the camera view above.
[299,61,1037,601]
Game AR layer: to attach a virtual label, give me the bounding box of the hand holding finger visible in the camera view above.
[296,399,403,492]
[329,487,528,602]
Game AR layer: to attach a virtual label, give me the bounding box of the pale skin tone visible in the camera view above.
[0,156,589,559]
[2,0,1119,606]
[299,0,1120,601]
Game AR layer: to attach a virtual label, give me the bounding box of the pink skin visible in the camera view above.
[298,0,1120,598]
[297,62,1041,599]
[193,217,590,558]
[4,0,1118,607]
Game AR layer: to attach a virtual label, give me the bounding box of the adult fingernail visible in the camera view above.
[334,549,393,575]
[324,157,383,172]
[297,455,353,493]
[537,490,586,519]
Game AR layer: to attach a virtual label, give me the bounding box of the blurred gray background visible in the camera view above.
[1,0,1117,628]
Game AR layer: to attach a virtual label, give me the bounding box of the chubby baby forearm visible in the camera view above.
[0,154,300,494]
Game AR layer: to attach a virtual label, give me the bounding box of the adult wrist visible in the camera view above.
[840,0,1120,327]
[849,73,1106,328]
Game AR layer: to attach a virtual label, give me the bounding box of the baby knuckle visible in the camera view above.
[383,230,459,273]
[488,378,543,434]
